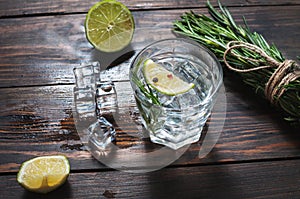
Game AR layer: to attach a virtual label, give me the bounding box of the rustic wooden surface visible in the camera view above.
[0,0,300,198]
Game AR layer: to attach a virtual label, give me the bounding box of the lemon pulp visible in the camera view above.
[17,155,70,194]
[143,59,195,96]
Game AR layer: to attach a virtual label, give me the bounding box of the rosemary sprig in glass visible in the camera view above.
[131,72,160,105]
[173,0,300,123]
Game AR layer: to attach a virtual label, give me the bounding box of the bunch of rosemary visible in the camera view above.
[173,0,300,123]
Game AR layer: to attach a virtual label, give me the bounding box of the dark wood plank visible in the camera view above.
[1,159,300,198]
[1,1,299,198]
[0,0,299,17]
[0,6,299,88]
[0,80,299,173]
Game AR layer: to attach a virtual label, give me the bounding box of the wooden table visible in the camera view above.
[1,0,300,198]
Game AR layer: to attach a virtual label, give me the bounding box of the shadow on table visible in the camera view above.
[21,181,72,199]
[223,71,300,146]
[147,162,240,199]
[91,44,135,71]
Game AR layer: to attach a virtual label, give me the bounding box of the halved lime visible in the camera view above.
[85,0,135,52]
[143,59,195,96]
[17,155,70,194]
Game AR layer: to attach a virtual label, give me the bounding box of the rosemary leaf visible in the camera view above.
[173,0,300,123]
[131,73,160,105]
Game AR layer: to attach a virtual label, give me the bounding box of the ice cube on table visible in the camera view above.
[74,88,96,119]
[96,82,118,116]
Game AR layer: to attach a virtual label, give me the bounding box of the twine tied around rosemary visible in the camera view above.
[223,41,300,105]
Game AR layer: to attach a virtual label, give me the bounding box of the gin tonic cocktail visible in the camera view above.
[130,38,223,149]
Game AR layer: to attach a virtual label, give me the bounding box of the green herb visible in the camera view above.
[131,73,161,105]
[173,0,300,123]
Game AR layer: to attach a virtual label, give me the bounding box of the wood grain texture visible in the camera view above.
[0,0,299,17]
[0,6,299,88]
[0,78,299,173]
[1,159,300,198]
[1,1,300,198]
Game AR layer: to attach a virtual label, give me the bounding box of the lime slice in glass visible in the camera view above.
[143,59,195,96]
[17,155,70,194]
[85,0,135,52]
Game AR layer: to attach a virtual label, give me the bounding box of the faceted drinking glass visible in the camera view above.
[129,38,223,149]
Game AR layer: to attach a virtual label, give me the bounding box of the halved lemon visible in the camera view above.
[143,59,195,96]
[17,155,70,194]
[85,0,135,52]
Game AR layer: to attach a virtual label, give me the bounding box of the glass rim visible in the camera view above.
[130,37,224,110]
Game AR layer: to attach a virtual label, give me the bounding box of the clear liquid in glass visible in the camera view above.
[134,56,216,149]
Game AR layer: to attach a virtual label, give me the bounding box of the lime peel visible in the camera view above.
[143,59,195,96]
[85,0,135,52]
